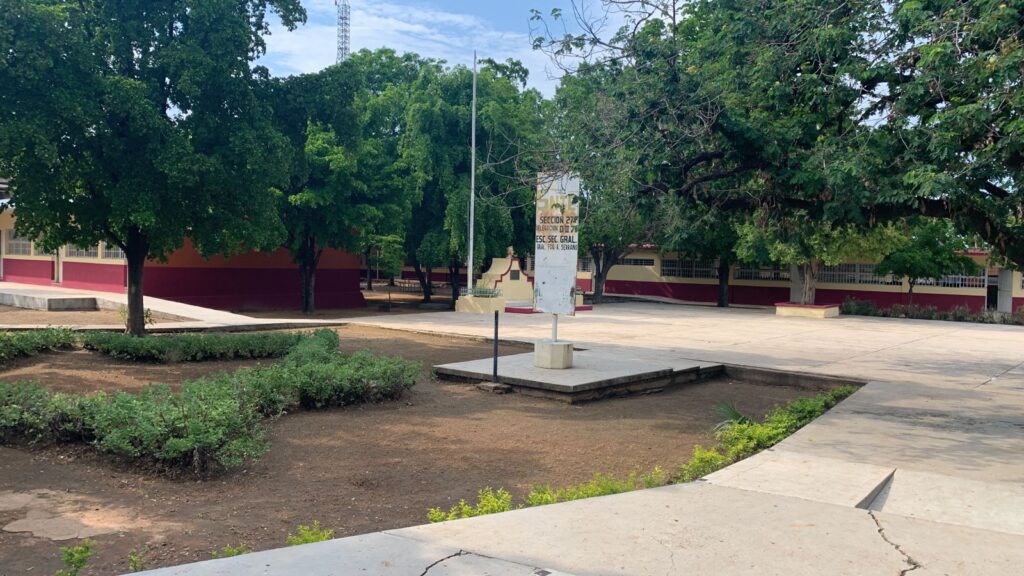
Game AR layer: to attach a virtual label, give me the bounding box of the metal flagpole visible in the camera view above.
[467,50,477,293]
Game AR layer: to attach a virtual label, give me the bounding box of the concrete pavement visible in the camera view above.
[133,302,1024,575]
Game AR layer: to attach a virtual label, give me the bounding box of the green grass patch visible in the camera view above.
[427,387,858,522]
[0,328,77,366]
[0,329,419,476]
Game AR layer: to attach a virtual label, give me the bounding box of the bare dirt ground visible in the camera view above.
[239,291,453,319]
[0,305,189,327]
[0,325,837,575]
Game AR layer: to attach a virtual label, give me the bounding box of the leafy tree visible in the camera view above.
[875,220,981,305]
[0,0,304,334]
[401,62,545,306]
[661,201,741,307]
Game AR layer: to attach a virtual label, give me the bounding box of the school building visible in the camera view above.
[0,193,365,311]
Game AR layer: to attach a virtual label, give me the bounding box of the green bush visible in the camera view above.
[0,329,419,476]
[286,521,334,546]
[842,297,1024,326]
[90,381,268,475]
[0,328,76,366]
[55,539,96,576]
[212,544,251,558]
[428,488,515,522]
[81,331,306,363]
[679,386,857,480]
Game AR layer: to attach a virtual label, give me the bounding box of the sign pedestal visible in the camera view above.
[534,339,573,369]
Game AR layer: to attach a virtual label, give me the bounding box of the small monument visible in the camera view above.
[533,174,580,369]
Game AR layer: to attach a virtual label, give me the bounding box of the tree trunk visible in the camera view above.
[413,261,431,303]
[297,235,322,315]
[717,259,731,307]
[124,228,150,337]
[907,281,915,306]
[449,261,460,310]
[364,246,373,291]
[590,246,618,305]
[797,260,820,305]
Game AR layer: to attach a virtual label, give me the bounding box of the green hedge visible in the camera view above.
[0,329,419,475]
[0,328,77,366]
[81,331,307,363]
[427,387,858,522]
[841,298,1024,325]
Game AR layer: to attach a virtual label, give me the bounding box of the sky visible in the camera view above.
[259,0,615,97]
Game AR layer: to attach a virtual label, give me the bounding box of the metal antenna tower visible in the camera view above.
[335,0,351,63]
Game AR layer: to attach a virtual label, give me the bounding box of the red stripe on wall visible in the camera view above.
[1013,297,1024,314]
[61,261,127,292]
[144,266,365,311]
[817,288,986,313]
[605,279,720,303]
[1,259,53,285]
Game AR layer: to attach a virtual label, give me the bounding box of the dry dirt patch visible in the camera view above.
[0,324,836,575]
[0,305,189,327]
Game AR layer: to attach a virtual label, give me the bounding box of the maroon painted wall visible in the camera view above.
[61,261,126,292]
[1,259,53,285]
[605,279,719,303]
[1014,297,1024,314]
[144,267,365,311]
[817,288,986,313]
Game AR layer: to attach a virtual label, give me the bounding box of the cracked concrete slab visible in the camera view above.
[704,449,895,508]
[870,510,1024,575]
[133,532,574,576]
[389,483,909,576]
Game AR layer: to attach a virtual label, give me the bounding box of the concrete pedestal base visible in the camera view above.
[534,340,573,369]
[774,302,840,319]
[455,295,507,314]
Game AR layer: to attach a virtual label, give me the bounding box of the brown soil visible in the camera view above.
[239,291,453,319]
[0,305,189,327]
[0,325,836,575]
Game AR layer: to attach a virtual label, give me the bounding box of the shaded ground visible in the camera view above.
[0,325,837,575]
[239,291,453,319]
[0,305,189,327]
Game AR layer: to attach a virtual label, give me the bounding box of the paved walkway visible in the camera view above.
[0,282,340,331]
[134,302,1024,575]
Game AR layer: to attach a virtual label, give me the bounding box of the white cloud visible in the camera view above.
[260,1,564,96]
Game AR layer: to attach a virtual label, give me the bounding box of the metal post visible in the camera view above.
[552,314,558,342]
[493,310,499,382]
[467,50,477,293]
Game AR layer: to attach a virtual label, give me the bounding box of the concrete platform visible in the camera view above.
[434,350,715,402]
[0,288,98,311]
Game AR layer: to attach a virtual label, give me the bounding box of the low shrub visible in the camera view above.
[212,544,251,558]
[55,539,96,576]
[0,328,76,366]
[842,297,1024,326]
[428,488,515,522]
[0,329,420,476]
[81,331,306,363]
[679,386,857,480]
[286,521,334,546]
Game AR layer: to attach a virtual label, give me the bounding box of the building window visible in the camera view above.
[65,244,99,258]
[102,243,125,260]
[577,257,593,272]
[820,263,901,286]
[914,273,987,289]
[735,264,791,281]
[5,230,33,256]
[661,259,718,279]
[617,258,655,267]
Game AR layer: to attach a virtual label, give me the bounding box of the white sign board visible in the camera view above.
[534,174,579,316]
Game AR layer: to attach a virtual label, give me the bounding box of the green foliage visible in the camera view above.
[874,220,981,303]
[0,329,77,366]
[286,521,335,546]
[679,387,858,481]
[81,332,305,363]
[54,539,95,576]
[212,544,252,559]
[127,549,146,572]
[0,0,305,334]
[427,488,515,522]
[713,401,752,432]
[0,329,418,476]
[840,298,1024,326]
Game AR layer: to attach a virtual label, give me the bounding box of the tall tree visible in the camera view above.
[0,0,303,334]
[874,220,981,306]
[401,61,545,306]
